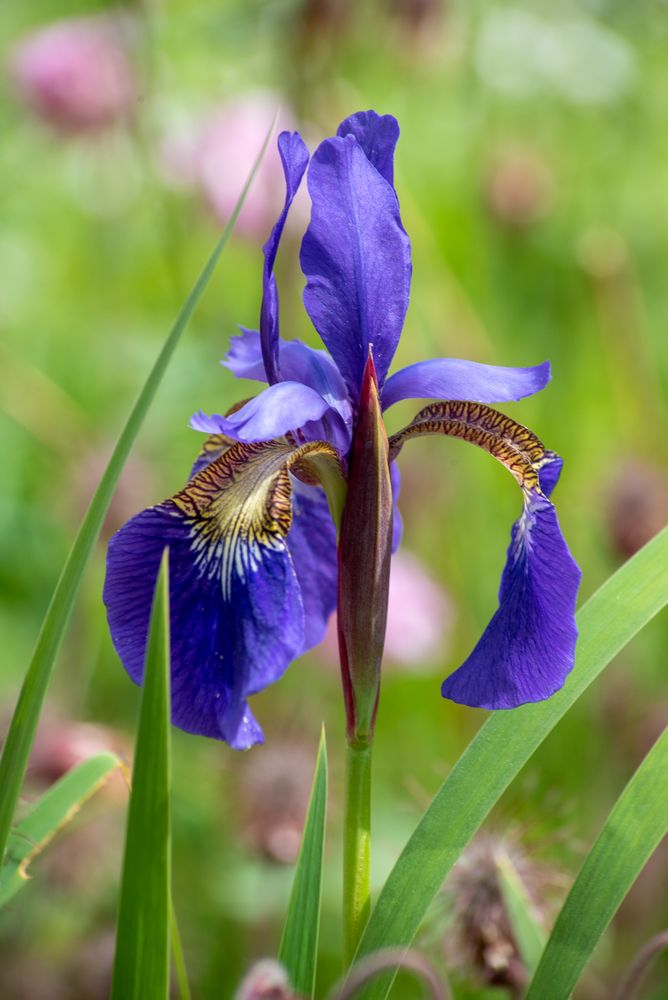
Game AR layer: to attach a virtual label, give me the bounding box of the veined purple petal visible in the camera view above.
[104,442,311,749]
[382,358,551,410]
[288,482,338,650]
[261,131,309,383]
[441,491,580,709]
[300,134,412,399]
[390,461,403,553]
[184,438,338,650]
[190,381,348,449]
[337,110,400,187]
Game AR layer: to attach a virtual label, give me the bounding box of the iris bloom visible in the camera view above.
[104,110,580,750]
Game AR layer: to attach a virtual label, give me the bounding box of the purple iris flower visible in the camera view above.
[104,110,580,750]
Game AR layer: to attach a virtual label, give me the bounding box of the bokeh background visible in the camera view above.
[1,1,668,997]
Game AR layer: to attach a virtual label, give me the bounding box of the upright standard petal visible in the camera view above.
[390,400,580,707]
[381,358,551,410]
[260,131,309,383]
[300,134,412,399]
[192,381,350,455]
[104,439,343,749]
[336,110,400,187]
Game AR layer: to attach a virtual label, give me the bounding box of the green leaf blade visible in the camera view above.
[279,727,328,998]
[111,550,172,1000]
[496,851,547,977]
[0,122,274,869]
[0,751,122,909]
[526,723,668,999]
[351,527,668,1000]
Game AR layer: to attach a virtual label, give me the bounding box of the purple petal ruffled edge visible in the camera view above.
[337,110,400,187]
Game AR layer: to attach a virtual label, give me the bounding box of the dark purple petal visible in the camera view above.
[261,131,310,383]
[300,134,412,399]
[538,450,563,498]
[382,358,551,410]
[390,461,403,553]
[190,381,349,451]
[104,501,304,750]
[337,110,400,187]
[288,482,338,650]
[441,491,580,709]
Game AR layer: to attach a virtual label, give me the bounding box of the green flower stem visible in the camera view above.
[343,739,373,968]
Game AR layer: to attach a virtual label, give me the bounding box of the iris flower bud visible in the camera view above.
[337,350,393,745]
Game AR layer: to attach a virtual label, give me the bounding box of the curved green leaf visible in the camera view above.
[0,751,122,909]
[111,550,171,1000]
[0,123,274,867]
[526,724,668,999]
[352,526,668,1000]
[279,727,328,998]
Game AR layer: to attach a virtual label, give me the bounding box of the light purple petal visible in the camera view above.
[222,330,354,450]
[191,380,351,453]
[223,328,267,381]
[261,131,309,383]
[224,330,351,413]
[300,134,412,399]
[441,491,580,709]
[337,110,400,187]
[382,359,551,410]
[288,482,338,650]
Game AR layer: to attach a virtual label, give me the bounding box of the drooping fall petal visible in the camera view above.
[104,439,343,748]
[390,400,580,708]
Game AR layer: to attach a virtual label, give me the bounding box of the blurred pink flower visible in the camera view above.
[321,551,453,670]
[8,15,137,134]
[160,93,304,240]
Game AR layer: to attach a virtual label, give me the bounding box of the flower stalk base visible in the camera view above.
[343,739,373,968]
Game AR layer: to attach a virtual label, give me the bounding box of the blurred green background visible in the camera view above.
[1,0,667,997]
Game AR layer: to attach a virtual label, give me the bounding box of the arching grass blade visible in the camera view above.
[0,751,123,909]
[111,550,171,1000]
[526,724,668,999]
[279,727,328,998]
[351,526,668,1000]
[0,122,274,868]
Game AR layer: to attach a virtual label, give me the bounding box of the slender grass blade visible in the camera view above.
[351,526,668,1000]
[0,751,122,908]
[279,727,328,998]
[526,724,668,999]
[111,550,171,1000]
[0,122,274,866]
[497,850,547,977]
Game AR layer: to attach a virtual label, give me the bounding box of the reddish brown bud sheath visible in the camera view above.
[337,348,393,745]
